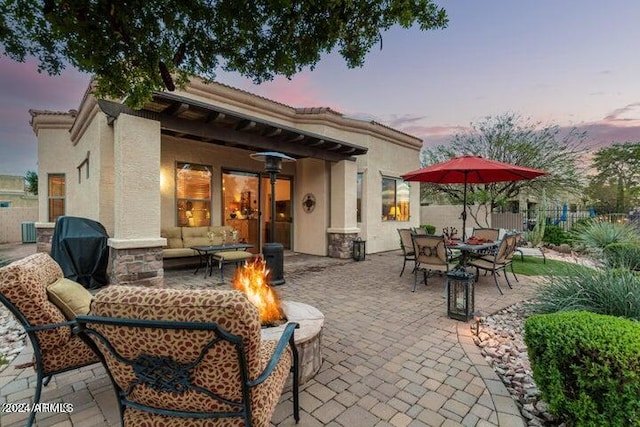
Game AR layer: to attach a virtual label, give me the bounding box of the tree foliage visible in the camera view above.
[25,170,38,195]
[586,142,640,213]
[0,0,448,108]
[420,113,586,226]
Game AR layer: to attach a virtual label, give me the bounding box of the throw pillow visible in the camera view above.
[47,278,93,319]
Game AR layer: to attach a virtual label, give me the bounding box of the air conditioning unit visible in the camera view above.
[21,222,36,243]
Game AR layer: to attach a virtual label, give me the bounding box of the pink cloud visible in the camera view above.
[602,102,640,123]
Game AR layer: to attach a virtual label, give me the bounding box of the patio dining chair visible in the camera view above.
[397,228,416,276]
[411,227,428,235]
[471,227,500,242]
[411,234,457,292]
[469,227,501,260]
[468,233,519,295]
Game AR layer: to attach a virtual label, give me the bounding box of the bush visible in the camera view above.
[604,243,640,271]
[571,221,640,254]
[420,224,436,234]
[530,267,640,320]
[524,311,640,426]
[543,224,571,246]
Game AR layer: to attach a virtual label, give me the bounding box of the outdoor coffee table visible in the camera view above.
[191,244,254,278]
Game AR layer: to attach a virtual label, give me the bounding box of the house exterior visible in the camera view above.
[30,78,422,285]
[0,175,37,208]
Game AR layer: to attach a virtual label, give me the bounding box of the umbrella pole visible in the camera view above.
[462,180,468,241]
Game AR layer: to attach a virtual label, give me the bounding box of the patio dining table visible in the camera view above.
[446,240,498,268]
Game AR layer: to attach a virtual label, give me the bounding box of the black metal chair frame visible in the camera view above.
[74,316,300,427]
[468,235,519,295]
[0,293,97,427]
[397,228,416,277]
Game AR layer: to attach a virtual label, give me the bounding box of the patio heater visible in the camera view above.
[250,151,295,286]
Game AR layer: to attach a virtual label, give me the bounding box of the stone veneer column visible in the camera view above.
[327,160,360,258]
[108,113,165,286]
[35,223,55,254]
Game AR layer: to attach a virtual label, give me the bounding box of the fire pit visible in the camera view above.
[233,259,324,384]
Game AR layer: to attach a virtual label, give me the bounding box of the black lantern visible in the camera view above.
[352,237,366,261]
[446,269,475,321]
[250,152,295,286]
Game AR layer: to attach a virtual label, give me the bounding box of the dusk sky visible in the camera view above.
[1,0,639,176]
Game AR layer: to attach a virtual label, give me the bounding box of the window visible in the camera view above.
[48,174,65,222]
[356,172,363,223]
[77,151,90,183]
[176,162,212,227]
[0,202,9,208]
[382,177,410,221]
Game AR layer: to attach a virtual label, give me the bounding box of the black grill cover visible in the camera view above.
[51,216,109,289]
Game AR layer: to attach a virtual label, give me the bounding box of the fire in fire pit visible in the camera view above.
[232,258,287,327]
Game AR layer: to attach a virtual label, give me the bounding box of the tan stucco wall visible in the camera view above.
[68,114,104,227]
[357,136,421,253]
[33,111,116,236]
[294,158,329,255]
[35,119,75,223]
[112,114,161,241]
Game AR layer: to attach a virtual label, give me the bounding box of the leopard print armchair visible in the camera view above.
[76,285,299,426]
[0,253,99,427]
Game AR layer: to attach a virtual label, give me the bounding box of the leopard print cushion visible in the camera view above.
[0,253,70,351]
[41,335,99,373]
[88,286,291,423]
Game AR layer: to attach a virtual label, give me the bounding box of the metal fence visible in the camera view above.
[491,208,612,233]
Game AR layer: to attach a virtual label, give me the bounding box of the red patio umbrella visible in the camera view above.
[401,155,548,241]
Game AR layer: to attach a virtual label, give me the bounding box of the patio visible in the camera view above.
[1,248,535,426]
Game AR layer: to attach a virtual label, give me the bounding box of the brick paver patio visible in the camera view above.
[1,246,536,426]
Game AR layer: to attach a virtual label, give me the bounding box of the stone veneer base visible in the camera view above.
[35,226,54,254]
[109,246,164,286]
[327,232,359,259]
[261,301,324,388]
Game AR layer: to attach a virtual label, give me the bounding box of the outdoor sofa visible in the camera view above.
[161,225,254,272]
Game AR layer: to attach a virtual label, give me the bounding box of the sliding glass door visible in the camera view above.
[222,171,260,251]
[261,175,292,249]
[222,171,293,251]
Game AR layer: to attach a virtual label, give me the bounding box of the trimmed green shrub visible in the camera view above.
[530,267,640,320]
[420,224,436,234]
[543,224,571,246]
[525,311,640,426]
[604,242,640,271]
